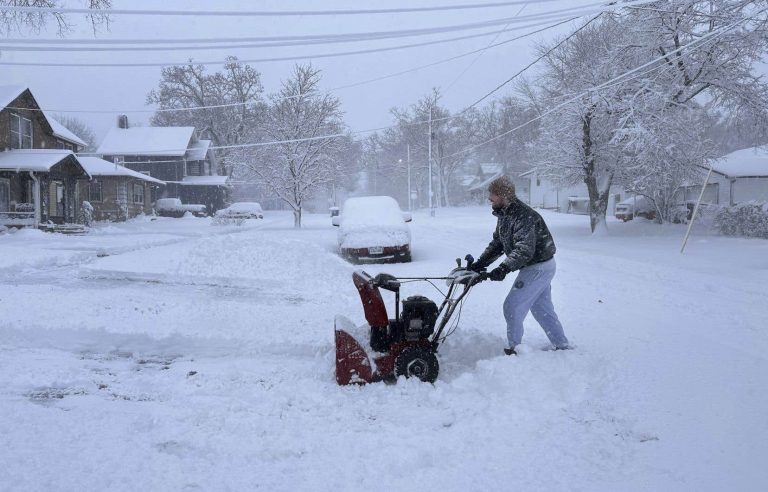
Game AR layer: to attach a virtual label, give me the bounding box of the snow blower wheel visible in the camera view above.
[395,346,439,383]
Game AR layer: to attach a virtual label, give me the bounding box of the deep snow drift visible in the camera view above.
[0,208,766,491]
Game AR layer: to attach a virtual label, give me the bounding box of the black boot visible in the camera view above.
[504,347,517,356]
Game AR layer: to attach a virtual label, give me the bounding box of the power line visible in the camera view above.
[4,17,577,115]
[0,3,617,46]
[0,0,571,18]
[442,4,529,96]
[0,15,576,53]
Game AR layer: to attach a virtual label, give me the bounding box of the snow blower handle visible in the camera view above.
[464,254,475,270]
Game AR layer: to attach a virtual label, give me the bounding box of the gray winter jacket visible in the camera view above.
[476,199,557,273]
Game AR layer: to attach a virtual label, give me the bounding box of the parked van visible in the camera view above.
[615,195,656,221]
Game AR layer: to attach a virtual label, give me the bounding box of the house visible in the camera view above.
[77,157,165,221]
[518,169,625,214]
[681,147,768,206]
[467,163,504,203]
[0,85,91,228]
[97,116,229,213]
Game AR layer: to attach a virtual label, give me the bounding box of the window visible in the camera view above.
[89,181,103,202]
[132,183,144,204]
[188,161,201,176]
[10,113,33,149]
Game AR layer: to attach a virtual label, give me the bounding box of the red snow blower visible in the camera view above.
[334,255,485,385]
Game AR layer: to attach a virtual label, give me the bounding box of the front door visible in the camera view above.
[48,180,65,220]
[0,178,9,213]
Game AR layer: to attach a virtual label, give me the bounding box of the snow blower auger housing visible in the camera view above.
[335,255,485,385]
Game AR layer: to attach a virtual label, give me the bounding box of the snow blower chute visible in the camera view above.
[334,255,485,385]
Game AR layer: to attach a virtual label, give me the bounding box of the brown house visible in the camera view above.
[97,116,230,214]
[77,157,165,221]
[0,85,90,228]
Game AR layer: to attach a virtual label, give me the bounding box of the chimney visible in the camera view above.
[117,114,129,129]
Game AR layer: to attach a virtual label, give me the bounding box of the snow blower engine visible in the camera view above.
[334,255,485,385]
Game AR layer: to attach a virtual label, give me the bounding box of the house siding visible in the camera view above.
[78,177,153,221]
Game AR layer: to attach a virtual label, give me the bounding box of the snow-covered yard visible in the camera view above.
[1,208,766,491]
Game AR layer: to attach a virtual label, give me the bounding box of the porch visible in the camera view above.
[0,150,91,229]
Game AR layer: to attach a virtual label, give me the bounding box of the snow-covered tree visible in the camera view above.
[147,57,266,176]
[239,64,352,228]
[528,2,768,231]
[529,15,633,232]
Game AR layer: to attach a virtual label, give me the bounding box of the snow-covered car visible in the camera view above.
[215,202,264,219]
[154,198,207,218]
[334,196,412,263]
[615,195,656,221]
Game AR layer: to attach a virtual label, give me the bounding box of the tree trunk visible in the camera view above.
[581,107,610,233]
[585,175,610,233]
[293,207,302,228]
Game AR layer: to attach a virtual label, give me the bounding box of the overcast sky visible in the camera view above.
[4,0,584,145]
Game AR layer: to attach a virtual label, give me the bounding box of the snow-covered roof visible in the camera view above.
[186,139,211,161]
[0,149,90,177]
[77,157,165,185]
[468,172,502,192]
[97,126,195,156]
[44,112,88,148]
[480,163,502,175]
[167,175,229,186]
[709,147,768,178]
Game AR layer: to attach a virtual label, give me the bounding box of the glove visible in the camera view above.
[469,259,487,273]
[488,265,510,281]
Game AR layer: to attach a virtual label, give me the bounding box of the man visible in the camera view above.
[470,176,570,355]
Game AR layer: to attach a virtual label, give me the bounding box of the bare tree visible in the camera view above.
[52,113,96,151]
[0,1,111,37]
[147,57,266,177]
[386,89,479,207]
[240,64,351,228]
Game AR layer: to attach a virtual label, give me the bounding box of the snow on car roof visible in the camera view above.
[341,196,406,226]
[227,202,262,211]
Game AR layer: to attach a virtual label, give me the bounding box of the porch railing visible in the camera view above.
[0,211,36,227]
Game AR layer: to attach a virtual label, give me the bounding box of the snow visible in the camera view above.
[712,147,768,177]
[96,127,195,156]
[337,195,411,248]
[174,175,229,186]
[185,139,211,161]
[218,202,263,215]
[0,149,79,173]
[44,112,88,148]
[77,157,165,185]
[0,207,766,490]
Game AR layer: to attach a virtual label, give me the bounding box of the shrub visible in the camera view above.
[714,201,768,238]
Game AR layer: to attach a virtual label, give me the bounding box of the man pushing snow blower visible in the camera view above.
[468,176,571,355]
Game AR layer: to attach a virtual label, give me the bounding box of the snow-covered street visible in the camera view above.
[1,208,766,491]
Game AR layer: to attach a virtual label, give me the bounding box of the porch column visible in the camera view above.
[29,172,41,226]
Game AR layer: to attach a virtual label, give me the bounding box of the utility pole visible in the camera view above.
[428,106,434,216]
[406,144,411,212]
